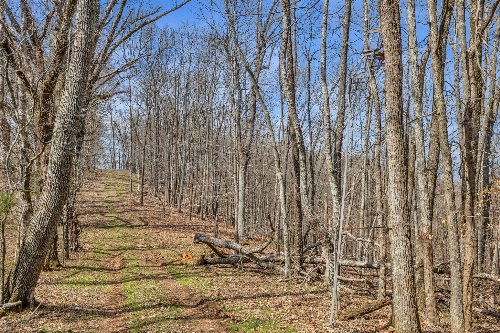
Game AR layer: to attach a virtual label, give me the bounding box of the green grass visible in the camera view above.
[228,318,297,333]
[224,305,245,313]
[118,230,186,332]
[166,265,212,292]
[122,263,185,332]
[127,307,182,333]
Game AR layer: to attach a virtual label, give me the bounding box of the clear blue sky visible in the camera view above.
[147,0,206,28]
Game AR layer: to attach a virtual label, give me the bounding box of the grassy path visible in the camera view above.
[1,171,229,332]
[2,170,448,333]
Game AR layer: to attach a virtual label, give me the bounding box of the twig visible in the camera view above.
[24,302,42,324]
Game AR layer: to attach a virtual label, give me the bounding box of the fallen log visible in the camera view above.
[197,255,250,265]
[194,233,281,271]
[473,273,500,284]
[480,308,500,319]
[434,265,500,284]
[298,257,382,269]
[194,233,382,270]
[337,297,391,320]
[338,259,380,269]
[0,301,22,309]
[436,292,500,319]
[338,276,367,284]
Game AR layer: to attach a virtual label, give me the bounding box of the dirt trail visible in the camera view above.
[1,170,229,333]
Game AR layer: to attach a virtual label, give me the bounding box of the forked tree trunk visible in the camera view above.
[4,0,98,306]
[379,0,421,331]
[279,0,315,232]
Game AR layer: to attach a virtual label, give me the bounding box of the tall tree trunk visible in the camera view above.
[407,0,436,323]
[379,0,421,331]
[110,110,116,169]
[279,0,314,225]
[362,0,386,299]
[320,0,341,286]
[477,16,499,272]
[428,0,465,331]
[333,0,352,187]
[4,0,98,306]
[128,76,134,193]
[0,61,9,170]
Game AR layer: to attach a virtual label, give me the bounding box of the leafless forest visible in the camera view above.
[0,0,499,332]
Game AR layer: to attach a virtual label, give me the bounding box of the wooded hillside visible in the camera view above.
[0,0,499,332]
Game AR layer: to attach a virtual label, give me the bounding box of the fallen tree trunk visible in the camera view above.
[293,257,381,269]
[338,276,367,284]
[197,255,250,265]
[338,259,380,269]
[194,233,382,270]
[434,265,500,284]
[436,292,500,319]
[473,273,500,284]
[0,301,22,309]
[194,233,281,271]
[337,297,391,320]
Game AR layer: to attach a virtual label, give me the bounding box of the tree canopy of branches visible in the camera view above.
[0,1,499,332]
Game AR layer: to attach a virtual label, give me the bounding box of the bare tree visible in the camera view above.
[379,0,421,331]
[3,0,99,305]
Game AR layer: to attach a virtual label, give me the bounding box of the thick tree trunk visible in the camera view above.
[4,0,98,306]
[379,0,421,331]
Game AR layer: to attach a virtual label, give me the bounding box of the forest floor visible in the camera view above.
[1,170,499,333]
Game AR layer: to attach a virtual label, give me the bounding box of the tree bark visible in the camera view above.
[428,0,465,331]
[319,0,341,286]
[379,0,421,331]
[407,0,436,323]
[4,0,98,306]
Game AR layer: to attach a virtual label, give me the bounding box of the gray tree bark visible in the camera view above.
[407,0,436,323]
[4,0,99,306]
[319,0,341,287]
[379,0,421,331]
[428,1,465,331]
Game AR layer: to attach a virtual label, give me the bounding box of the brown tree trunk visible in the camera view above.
[428,0,465,331]
[407,0,436,323]
[379,0,421,331]
[4,0,98,306]
[319,0,341,286]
